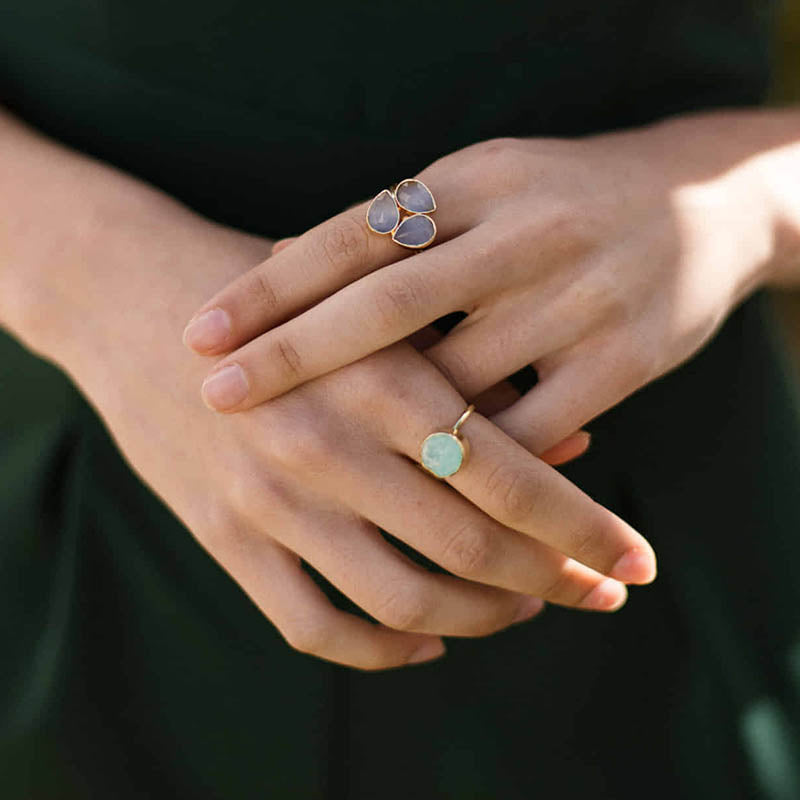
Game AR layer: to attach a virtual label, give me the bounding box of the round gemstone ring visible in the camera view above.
[420,404,475,479]
[366,178,437,249]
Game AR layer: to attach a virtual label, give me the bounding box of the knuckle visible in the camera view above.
[564,505,611,564]
[476,137,524,170]
[372,272,428,332]
[270,336,303,381]
[246,269,280,314]
[225,469,266,516]
[593,329,657,390]
[230,471,289,526]
[264,408,334,472]
[285,427,334,471]
[590,277,631,327]
[565,523,598,564]
[485,464,538,524]
[338,351,419,419]
[574,580,606,610]
[317,216,369,271]
[537,564,578,604]
[536,201,583,246]
[344,353,395,394]
[466,137,528,191]
[193,504,245,554]
[283,616,333,657]
[425,345,473,395]
[440,522,495,578]
[372,584,432,632]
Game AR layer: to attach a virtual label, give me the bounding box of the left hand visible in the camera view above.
[182,111,776,452]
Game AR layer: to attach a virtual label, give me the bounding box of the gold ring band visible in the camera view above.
[451,404,475,436]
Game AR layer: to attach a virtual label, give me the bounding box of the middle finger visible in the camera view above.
[372,353,657,585]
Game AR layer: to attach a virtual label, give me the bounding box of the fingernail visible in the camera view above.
[407,639,446,665]
[183,308,231,353]
[610,547,658,585]
[201,364,249,411]
[513,596,545,623]
[580,578,628,612]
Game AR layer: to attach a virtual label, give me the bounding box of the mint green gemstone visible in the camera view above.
[421,432,464,478]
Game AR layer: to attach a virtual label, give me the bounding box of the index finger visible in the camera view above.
[183,176,476,355]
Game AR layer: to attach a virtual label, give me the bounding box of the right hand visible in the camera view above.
[21,188,655,671]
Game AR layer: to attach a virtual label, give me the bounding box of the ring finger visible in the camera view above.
[372,348,657,585]
[331,448,628,612]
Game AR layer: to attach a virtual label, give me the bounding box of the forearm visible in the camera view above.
[0,107,270,374]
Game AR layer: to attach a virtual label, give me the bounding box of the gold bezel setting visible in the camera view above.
[366,179,438,249]
[419,405,475,479]
[420,432,468,478]
[394,178,437,214]
[391,213,437,249]
[366,188,401,235]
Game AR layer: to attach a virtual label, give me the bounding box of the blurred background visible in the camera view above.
[771,1,800,365]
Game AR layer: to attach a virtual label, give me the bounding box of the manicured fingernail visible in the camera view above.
[407,639,446,665]
[183,308,231,353]
[201,364,248,411]
[610,547,657,585]
[580,578,628,612]
[513,596,545,623]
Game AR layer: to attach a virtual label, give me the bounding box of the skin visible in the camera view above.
[185,111,800,462]
[0,108,649,673]
[3,108,799,670]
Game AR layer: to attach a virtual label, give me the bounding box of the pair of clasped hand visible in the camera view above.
[178,117,777,669]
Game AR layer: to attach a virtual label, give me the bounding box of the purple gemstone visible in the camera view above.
[395,179,436,213]
[367,189,400,234]
[392,214,436,248]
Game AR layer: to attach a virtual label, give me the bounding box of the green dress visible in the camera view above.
[2,1,800,797]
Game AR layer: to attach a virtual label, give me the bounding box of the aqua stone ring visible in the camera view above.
[420,404,475,479]
[366,179,437,249]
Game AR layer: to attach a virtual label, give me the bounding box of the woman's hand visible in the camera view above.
[1,112,654,670]
[55,220,654,671]
[183,110,790,453]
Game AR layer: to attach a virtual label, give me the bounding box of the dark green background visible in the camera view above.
[1,1,800,798]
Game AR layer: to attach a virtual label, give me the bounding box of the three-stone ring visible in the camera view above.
[366,178,437,249]
[420,405,475,478]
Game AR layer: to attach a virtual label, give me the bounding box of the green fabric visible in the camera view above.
[2,1,799,797]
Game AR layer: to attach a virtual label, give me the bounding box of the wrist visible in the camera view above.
[5,164,270,373]
[54,200,271,401]
[748,139,800,287]
[0,108,272,371]
[650,108,800,290]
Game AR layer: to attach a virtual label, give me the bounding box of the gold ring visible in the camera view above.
[420,404,475,478]
[366,178,437,249]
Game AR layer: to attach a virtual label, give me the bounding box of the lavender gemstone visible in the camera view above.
[392,214,436,248]
[367,190,400,234]
[395,179,436,213]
